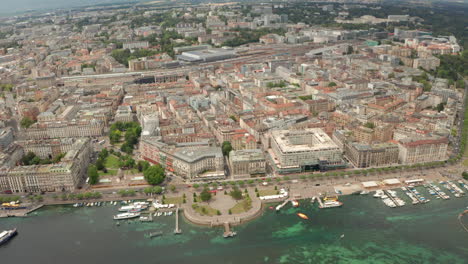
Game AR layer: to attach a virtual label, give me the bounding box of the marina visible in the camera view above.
[406,186,430,203]
[1,193,466,264]
[427,183,450,200]
[401,187,420,205]
[440,181,465,198]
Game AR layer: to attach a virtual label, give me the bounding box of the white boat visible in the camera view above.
[113,212,140,220]
[319,200,343,209]
[373,190,384,198]
[118,204,148,212]
[360,190,369,195]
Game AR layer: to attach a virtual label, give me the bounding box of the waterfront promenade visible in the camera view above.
[1,164,466,227]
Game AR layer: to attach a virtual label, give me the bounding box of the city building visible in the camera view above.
[269,128,345,174]
[397,137,448,164]
[229,149,266,178]
[0,138,91,193]
[345,142,399,168]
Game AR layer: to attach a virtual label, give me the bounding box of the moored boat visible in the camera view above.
[113,212,140,220]
[291,200,299,207]
[0,228,17,246]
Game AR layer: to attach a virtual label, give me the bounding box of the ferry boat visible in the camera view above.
[0,228,17,246]
[319,200,343,209]
[291,200,299,207]
[113,212,141,220]
[118,204,148,212]
[297,213,309,220]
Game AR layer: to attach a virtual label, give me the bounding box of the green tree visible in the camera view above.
[95,158,105,170]
[328,82,337,87]
[137,160,150,172]
[20,117,35,128]
[109,130,122,144]
[222,141,233,156]
[88,165,99,185]
[98,148,109,160]
[153,186,163,194]
[200,188,212,202]
[120,142,134,154]
[143,165,166,185]
[462,171,468,180]
[169,185,176,192]
[230,187,243,200]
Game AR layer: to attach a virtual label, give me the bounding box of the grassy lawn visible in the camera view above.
[98,169,118,177]
[164,196,183,205]
[462,159,468,167]
[230,198,252,214]
[258,189,277,196]
[127,168,140,174]
[105,155,121,169]
[192,203,218,216]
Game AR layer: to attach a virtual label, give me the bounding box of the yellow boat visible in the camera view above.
[324,196,338,201]
[297,213,309,220]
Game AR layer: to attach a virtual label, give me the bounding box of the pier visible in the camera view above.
[406,186,429,203]
[445,181,465,197]
[402,187,419,205]
[223,222,237,238]
[174,207,182,234]
[275,199,290,211]
[383,190,404,207]
[458,210,468,233]
[427,183,450,200]
[316,196,324,208]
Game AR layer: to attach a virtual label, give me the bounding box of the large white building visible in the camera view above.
[397,137,448,164]
[0,138,91,193]
[269,128,344,174]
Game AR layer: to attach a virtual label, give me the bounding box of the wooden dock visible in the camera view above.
[174,207,182,234]
[223,222,236,238]
[275,199,289,211]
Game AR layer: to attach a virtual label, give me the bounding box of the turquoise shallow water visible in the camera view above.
[1,187,467,264]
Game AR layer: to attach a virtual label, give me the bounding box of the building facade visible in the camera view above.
[269,128,344,174]
[229,149,266,178]
[345,142,399,168]
[0,138,91,193]
[397,137,448,164]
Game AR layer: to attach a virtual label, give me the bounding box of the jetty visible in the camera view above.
[401,187,419,205]
[427,183,450,200]
[275,199,290,211]
[223,222,237,238]
[444,181,465,197]
[458,210,468,233]
[458,181,468,191]
[174,207,182,234]
[383,190,404,207]
[406,186,429,203]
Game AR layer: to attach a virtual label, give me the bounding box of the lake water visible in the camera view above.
[1,187,468,264]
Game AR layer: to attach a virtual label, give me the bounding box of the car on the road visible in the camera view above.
[315,183,320,186]
[262,182,268,186]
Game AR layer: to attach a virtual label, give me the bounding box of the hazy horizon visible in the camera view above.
[0,0,140,16]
